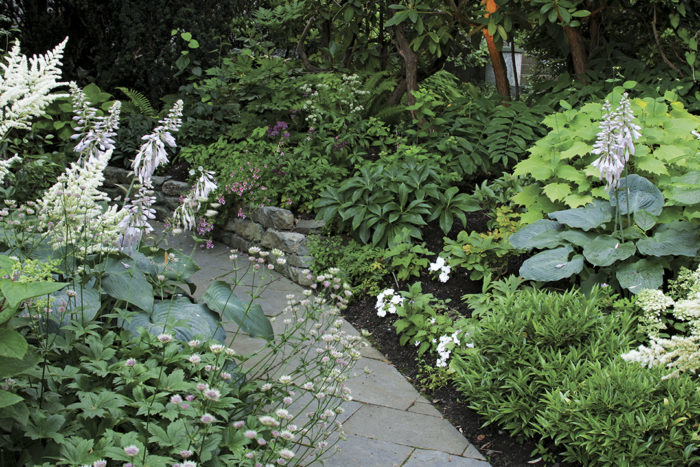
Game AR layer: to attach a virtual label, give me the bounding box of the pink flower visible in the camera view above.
[123,445,139,457]
[200,413,216,424]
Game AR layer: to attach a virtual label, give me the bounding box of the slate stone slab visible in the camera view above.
[324,435,413,467]
[345,357,425,410]
[403,448,491,466]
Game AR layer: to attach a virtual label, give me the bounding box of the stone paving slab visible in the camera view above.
[161,227,490,466]
[403,448,492,466]
[342,404,469,455]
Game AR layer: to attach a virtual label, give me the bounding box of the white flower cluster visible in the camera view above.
[622,266,700,379]
[0,38,67,140]
[375,289,404,317]
[70,83,121,161]
[429,256,451,283]
[172,167,218,232]
[591,92,642,191]
[0,155,20,185]
[436,330,471,368]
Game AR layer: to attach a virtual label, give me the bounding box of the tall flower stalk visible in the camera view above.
[590,92,641,242]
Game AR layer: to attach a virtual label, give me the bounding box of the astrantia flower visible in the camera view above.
[200,413,216,424]
[258,415,280,427]
[189,354,201,364]
[157,333,173,343]
[123,445,139,457]
[244,429,257,439]
[279,449,295,460]
[204,388,221,401]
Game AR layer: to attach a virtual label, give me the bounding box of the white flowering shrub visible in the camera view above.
[622,266,700,379]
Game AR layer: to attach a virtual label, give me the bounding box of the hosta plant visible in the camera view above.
[512,85,700,224]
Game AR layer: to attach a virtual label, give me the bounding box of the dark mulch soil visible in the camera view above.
[340,213,563,467]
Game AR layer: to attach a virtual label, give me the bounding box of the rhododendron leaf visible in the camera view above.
[616,259,663,293]
[519,246,583,282]
[582,235,636,267]
[203,281,273,340]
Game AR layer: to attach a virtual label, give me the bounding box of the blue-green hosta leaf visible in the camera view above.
[558,230,595,247]
[611,175,664,216]
[203,281,273,340]
[582,235,636,267]
[634,210,657,231]
[121,297,226,343]
[134,247,200,281]
[100,258,153,311]
[519,246,584,282]
[636,222,700,257]
[0,328,27,359]
[509,219,563,250]
[50,285,101,324]
[615,259,664,293]
[664,172,700,206]
[548,199,613,231]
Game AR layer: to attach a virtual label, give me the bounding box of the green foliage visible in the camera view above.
[443,206,523,281]
[416,359,451,392]
[513,87,700,224]
[307,234,387,296]
[451,287,639,441]
[536,359,700,466]
[392,282,465,358]
[510,175,700,293]
[384,230,432,282]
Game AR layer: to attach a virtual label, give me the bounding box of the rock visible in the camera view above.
[104,166,133,187]
[295,219,325,235]
[288,266,314,286]
[150,175,167,189]
[226,218,264,243]
[154,205,171,221]
[287,255,313,268]
[214,231,250,252]
[261,230,308,255]
[252,206,295,230]
[162,180,190,196]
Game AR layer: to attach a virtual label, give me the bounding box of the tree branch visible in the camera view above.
[296,17,323,72]
[652,4,684,76]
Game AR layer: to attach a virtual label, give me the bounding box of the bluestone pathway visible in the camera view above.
[161,231,490,466]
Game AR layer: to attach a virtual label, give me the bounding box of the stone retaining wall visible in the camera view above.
[102,167,323,286]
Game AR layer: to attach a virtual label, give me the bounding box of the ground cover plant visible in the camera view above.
[0,40,361,466]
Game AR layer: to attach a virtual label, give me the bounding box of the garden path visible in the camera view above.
[162,231,490,466]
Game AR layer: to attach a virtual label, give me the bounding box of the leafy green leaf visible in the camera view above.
[0,389,22,409]
[203,281,273,340]
[509,219,563,250]
[519,246,584,282]
[100,258,154,311]
[543,183,571,202]
[0,328,27,359]
[634,210,657,231]
[611,175,664,216]
[636,222,700,257]
[582,235,636,267]
[0,348,40,377]
[664,172,700,206]
[548,200,613,231]
[615,259,664,293]
[0,279,67,309]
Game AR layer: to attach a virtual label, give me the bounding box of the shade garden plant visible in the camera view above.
[0,40,361,466]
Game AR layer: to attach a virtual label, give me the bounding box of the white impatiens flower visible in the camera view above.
[131,100,183,187]
[0,38,68,140]
[591,93,641,191]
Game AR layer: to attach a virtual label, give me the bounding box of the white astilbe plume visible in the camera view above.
[119,186,157,251]
[590,93,641,191]
[0,38,68,141]
[0,155,21,184]
[70,83,121,161]
[172,167,217,231]
[132,100,184,187]
[38,148,128,255]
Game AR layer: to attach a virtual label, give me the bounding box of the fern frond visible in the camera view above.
[116,87,157,118]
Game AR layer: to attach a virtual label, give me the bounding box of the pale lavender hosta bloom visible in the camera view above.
[70,83,121,162]
[119,186,157,251]
[131,100,184,187]
[172,167,218,232]
[591,93,641,191]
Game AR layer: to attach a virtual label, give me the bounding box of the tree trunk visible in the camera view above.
[482,0,510,100]
[564,25,588,80]
[393,24,419,115]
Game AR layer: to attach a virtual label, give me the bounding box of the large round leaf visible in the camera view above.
[100,257,154,311]
[50,285,101,324]
[548,199,613,231]
[121,297,226,343]
[202,281,273,341]
[636,221,700,257]
[519,246,584,282]
[558,230,595,247]
[611,175,664,216]
[665,172,700,206]
[615,259,664,293]
[509,219,563,250]
[582,235,636,267]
